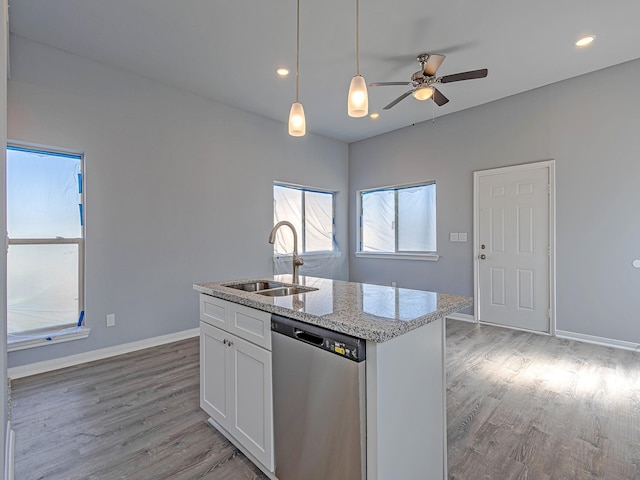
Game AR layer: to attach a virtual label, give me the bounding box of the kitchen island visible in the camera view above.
[194,275,472,480]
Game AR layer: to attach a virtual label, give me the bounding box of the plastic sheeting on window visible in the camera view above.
[7,147,82,239]
[398,184,436,252]
[273,253,343,280]
[362,190,395,252]
[361,183,436,253]
[7,244,80,334]
[304,190,333,252]
[6,146,83,336]
[273,184,340,279]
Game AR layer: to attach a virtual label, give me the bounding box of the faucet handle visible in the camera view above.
[293,254,304,266]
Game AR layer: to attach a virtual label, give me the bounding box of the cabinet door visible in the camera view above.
[230,335,273,471]
[200,322,234,427]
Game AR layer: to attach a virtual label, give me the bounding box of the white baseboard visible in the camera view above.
[8,328,200,379]
[556,329,640,352]
[4,421,14,480]
[446,313,476,323]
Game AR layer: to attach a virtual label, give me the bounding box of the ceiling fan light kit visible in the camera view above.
[288,0,306,137]
[413,86,434,101]
[347,0,368,117]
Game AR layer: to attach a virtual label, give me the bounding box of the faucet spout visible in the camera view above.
[269,221,304,284]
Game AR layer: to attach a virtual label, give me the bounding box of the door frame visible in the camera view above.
[473,160,557,335]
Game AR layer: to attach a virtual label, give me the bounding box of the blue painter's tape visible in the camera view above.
[79,204,84,226]
[78,310,85,327]
[46,337,52,341]
[78,173,83,194]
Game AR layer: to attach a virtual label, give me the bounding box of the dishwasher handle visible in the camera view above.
[294,328,324,346]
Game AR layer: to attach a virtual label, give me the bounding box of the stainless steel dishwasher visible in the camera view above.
[271,314,366,480]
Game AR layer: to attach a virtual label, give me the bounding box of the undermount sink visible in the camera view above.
[224,281,317,297]
[226,281,286,292]
[255,286,318,297]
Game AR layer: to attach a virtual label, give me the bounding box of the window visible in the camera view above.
[273,183,336,255]
[6,145,85,341]
[357,182,437,258]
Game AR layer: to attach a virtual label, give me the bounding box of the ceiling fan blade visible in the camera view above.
[369,82,413,87]
[440,68,488,84]
[432,87,449,106]
[383,90,414,110]
[424,54,446,76]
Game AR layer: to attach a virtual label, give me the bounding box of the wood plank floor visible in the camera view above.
[10,321,640,479]
[10,339,267,480]
[447,321,640,480]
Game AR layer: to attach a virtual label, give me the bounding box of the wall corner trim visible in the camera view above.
[446,313,475,323]
[7,328,200,379]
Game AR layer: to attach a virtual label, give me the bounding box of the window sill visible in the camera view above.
[354,252,440,261]
[8,326,91,352]
[274,251,342,259]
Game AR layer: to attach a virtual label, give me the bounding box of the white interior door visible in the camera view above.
[475,163,553,333]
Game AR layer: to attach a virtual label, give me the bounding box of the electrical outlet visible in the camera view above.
[450,233,459,242]
[459,233,468,242]
[106,314,116,327]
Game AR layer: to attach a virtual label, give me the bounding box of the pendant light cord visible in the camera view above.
[295,0,300,102]
[355,0,360,75]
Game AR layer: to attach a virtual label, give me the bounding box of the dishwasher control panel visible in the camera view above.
[325,338,364,361]
[271,314,366,362]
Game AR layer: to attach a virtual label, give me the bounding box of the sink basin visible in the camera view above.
[226,281,286,292]
[256,286,318,297]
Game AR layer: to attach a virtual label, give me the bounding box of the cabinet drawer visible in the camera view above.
[200,294,229,330]
[230,303,272,350]
[200,294,271,350]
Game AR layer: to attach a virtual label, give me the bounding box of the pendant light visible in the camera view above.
[347,0,368,117]
[288,0,306,136]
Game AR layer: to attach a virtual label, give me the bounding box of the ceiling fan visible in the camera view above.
[370,53,488,110]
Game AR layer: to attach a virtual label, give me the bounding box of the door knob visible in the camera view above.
[479,254,486,260]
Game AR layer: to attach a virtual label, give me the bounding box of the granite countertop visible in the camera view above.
[194,275,473,343]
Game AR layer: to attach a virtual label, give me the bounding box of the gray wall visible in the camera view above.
[349,58,640,344]
[7,36,349,368]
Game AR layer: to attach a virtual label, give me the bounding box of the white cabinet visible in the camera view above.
[199,294,273,472]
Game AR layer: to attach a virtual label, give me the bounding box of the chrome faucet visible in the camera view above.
[268,221,304,284]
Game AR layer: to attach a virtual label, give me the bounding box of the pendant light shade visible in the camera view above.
[348,75,368,117]
[288,0,306,137]
[348,0,367,117]
[288,101,306,136]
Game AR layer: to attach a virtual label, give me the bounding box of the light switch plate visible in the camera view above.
[459,233,468,242]
[450,233,459,242]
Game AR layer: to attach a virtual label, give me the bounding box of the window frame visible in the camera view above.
[6,142,88,349]
[355,181,439,261]
[273,182,338,256]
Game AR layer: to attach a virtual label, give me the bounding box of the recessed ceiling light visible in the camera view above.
[575,35,595,47]
[276,67,290,77]
[370,113,379,120]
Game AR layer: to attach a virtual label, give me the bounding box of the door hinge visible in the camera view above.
[547,245,550,256]
[547,184,551,194]
[547,308,551,319]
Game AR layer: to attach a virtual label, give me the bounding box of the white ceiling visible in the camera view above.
[8,0,640,143]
